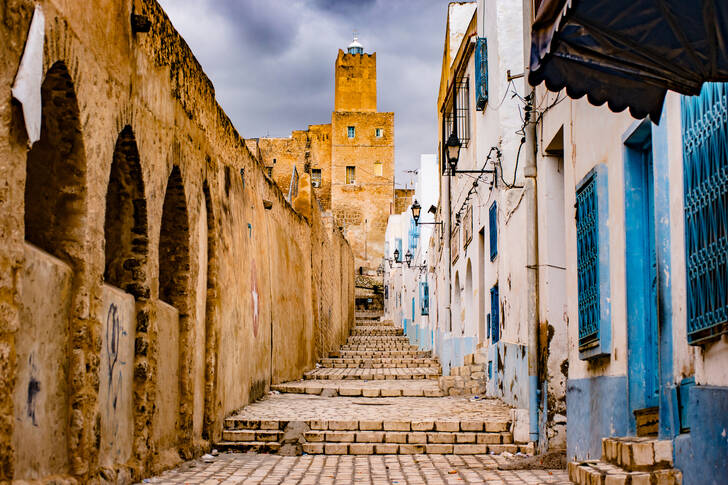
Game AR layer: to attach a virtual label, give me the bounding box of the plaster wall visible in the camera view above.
[97,284,136,470]
[13,244,72,480]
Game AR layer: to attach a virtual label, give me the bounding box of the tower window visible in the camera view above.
[346,166,356,184]
[374,161,383,176]
[311,168,322,188]
[376,128,383,138]
[347,126,355,138]
[266,166,273,178]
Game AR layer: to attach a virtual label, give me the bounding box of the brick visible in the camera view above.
[402,388,424,397]
[488,444,519,454]
[361,388,380,398]
[305,385,323,395]
[328,420,358,431]
[324,443,348,454]
[464,354,475,365]
[384,432,408,443]
[302,443,324,454]
[454,444,488,454]
[407,432,427,444]
[338,387,362,397]
[500,432,513,444]
[308,420,328,430]
[411,421,434,431]
[654,440,673,464]
[434,421,459,432]
[632,442,654,467]
[349,443,374,455]
[326,431,355,442]
[359,420,383,431]
[426,444,453,454]
[519,443,535,454]
[629,473,651,485]
[484,421,509,432]
[400,444,426,454]
[477,433,502,444]
[259,420,281,430]
[383,420,410,431]
[380,389,402,397]
[604,474,627,485]
[222,430,255,441]
[304,431,325,442]
[356,431,384,443]
[375,444,399,454]
[460,421,484,432]
[427,432,454,444]
[455,432,476,443]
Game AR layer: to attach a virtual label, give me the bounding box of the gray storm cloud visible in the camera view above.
[158,0,452,186]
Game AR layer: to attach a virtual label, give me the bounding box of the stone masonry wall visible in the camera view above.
[0,0,354,482]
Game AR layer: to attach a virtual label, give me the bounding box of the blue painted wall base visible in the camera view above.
[566,376,629,460]
[673,385,728,485]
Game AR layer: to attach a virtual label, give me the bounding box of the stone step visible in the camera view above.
[320,357,440,365]
[318,359,441,369]
[601,437,674,471]
[339,345,419,351]
[271,380,445,397]
[347,335,410,341]
[301,442,532,455]
[303,429,513,444]
[336,350,432,358]
[567,460,682,485]
[222,429,283,442]
[303,367,440,380]
[215,441,281,453]
[224,417,511,433]
[350,327,403,336]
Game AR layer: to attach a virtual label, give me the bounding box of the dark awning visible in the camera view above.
[529,0,728,120]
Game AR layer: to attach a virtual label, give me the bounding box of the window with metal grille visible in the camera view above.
[347,126,355,138]
[346,166,355,184]
[489,202,497,260]
[311,168,321,188]
[420,281,429,315]
[376,128,383,138]
[475,38,488,110]
[576,172,600,348]
[443,77,470,148]
[409,217,420,253]
[681,82,728,344]
[266,166,273,178]
[490,284,499,343]
[395,238,402,261]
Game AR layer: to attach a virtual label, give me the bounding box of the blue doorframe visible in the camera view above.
[624,120,660,424]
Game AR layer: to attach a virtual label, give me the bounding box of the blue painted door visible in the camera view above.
[625,132,660,411]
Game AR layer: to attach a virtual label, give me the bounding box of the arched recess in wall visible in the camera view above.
[101,125,149,468]
[201,181,219,441]
[17,60,87,478]
[157,165,192,445]
[465,259,473,336]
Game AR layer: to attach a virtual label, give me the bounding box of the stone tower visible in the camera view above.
[251,36,395,274]
[331,36,394,273]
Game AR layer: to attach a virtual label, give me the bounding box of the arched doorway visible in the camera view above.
[16,60,87,480]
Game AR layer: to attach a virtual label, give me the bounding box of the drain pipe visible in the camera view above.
[523,0,541,445]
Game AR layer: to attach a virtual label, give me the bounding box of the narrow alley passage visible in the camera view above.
[139,309,568,484]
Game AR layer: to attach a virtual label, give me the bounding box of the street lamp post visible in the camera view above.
[446,133,498,177]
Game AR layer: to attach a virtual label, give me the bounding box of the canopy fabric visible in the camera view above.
[529,0,728,120]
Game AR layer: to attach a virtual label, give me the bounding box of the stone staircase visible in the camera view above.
[568,437,682,484]
[216,309,519,455]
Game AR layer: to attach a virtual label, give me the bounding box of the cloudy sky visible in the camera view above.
[157,0,454,187]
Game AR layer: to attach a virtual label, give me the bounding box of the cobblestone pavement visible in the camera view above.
[227,394,512,423]
[140,452,570,484]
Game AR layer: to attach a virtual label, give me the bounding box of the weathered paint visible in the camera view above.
[485,340,529,409]
[673,385,728,485]
[566,376,630,460]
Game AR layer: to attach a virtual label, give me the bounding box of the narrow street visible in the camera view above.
[140,309,568,484]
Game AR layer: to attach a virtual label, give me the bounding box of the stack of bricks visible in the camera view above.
[438,352,487,396]
[568,436,682,485]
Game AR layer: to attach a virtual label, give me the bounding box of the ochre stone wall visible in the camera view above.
[334,50,377,112]
[0,0,354,482]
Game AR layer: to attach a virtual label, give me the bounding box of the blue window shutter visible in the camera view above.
[576,172,600,348]
[489,202,498,260]
[396,238,402,261]
[475,38,488,111]
[490,284,499,343]
[681,82,728,344]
